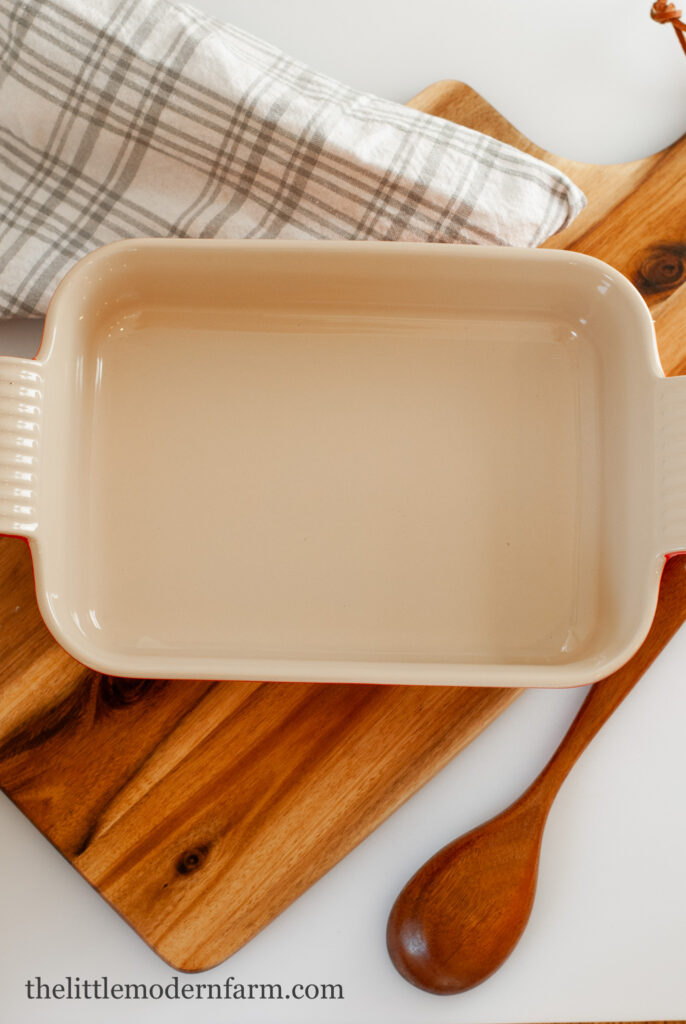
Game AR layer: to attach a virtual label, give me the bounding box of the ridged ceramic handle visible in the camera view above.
[656,374,686,555]
[0,356,43,538]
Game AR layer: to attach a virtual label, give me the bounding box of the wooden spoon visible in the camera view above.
[387,553,686,995]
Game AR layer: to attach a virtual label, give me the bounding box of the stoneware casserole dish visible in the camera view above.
[1,240,682,686]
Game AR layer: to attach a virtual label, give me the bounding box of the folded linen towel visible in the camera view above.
[0,0,585,318]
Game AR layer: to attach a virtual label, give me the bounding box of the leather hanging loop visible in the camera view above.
[651,0,686,55]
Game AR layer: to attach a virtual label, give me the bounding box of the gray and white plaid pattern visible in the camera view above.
[0,0,586,318]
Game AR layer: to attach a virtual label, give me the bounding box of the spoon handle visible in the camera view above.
[533,554,686,803]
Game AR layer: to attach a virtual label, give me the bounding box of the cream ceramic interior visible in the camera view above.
[1,240,681,686]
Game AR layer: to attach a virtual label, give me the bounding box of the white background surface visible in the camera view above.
[1,1,686,1021]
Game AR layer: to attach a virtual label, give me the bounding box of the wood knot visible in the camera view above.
[176,845,210,876]
[634,244,686,296]
[651,1,684,25]
[99,676,155,709]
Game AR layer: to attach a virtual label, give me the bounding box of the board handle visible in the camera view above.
[656,374,686,556]
[0,356,43,538]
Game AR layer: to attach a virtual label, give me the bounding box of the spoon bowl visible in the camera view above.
[387,798,545,993]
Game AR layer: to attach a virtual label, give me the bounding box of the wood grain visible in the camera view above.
[406,81,666,253]
[0,534,518,970]
[1,81,685,972]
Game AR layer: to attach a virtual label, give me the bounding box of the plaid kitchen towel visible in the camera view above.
[0,0,586,318]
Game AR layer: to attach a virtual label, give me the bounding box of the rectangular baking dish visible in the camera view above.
[1,240,682,686]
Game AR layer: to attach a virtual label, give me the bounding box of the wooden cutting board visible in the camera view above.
[1,82,684,973]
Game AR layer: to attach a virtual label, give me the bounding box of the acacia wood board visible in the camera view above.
[1,81,685,972]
